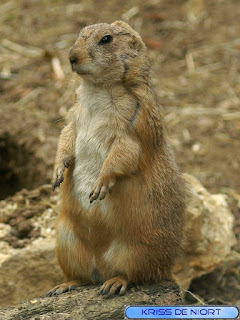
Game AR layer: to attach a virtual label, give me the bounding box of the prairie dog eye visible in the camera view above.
[99,35,113,45]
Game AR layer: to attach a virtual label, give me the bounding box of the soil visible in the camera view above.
[0,184,57,248]
[0,0,240,306]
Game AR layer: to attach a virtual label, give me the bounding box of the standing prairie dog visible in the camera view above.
[47,21,187,297]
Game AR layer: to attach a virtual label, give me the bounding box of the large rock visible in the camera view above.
[0,237,64,308]
[0,174,238,307]
[173,173,238,289]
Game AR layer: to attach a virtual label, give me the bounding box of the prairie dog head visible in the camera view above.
[69,21,149,85]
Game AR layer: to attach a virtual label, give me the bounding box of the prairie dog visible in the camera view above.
[47,21,186,297]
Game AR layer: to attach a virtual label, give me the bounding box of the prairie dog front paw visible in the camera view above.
[89,176,116,203]
[52,157,72,190]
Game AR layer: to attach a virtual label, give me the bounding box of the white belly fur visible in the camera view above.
[73,128,110,210]
[73,81,136,211]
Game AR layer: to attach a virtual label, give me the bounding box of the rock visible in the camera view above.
[0,174,238,307]
[173,173,238,290]
[0,281,182,320]
[0,237,64,308]
[0,223,11,239]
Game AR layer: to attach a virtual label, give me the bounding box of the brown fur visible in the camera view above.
[47,21,187,297]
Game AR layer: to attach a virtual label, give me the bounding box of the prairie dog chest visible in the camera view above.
[73,81,136,209]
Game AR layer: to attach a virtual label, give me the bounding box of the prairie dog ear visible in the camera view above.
[112,20,136,33]
[112,21,145,51]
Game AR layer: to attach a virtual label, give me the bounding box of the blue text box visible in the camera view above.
[125,306,239,319]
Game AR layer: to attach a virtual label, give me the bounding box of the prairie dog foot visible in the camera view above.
[99,276,128,298]
[89,176,116,203]
[46,280,83,296]
[52,157,72,190]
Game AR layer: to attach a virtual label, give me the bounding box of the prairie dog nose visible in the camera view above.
[69,53,78,66]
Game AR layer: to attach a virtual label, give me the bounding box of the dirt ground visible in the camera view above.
[1,0,240,305]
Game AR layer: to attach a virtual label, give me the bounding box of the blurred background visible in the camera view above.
[0,0,240,305]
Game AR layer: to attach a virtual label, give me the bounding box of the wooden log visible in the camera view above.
[0,281,182,320]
